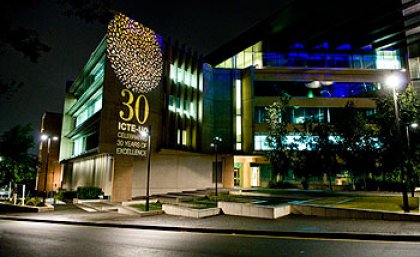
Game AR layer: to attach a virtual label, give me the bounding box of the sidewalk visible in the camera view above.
[2,203,420,241]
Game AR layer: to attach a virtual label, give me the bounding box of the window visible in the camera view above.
[75,93,103,127]
[376,50,401,69]
[168,95,175,112]
[255,107,266,124]
[73,137,85,156]
[254,133,271,151]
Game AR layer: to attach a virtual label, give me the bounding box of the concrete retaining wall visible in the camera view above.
[162,204,221,218]
[291,204,420,221]
[218,201,290,219]
[0,203,54,213]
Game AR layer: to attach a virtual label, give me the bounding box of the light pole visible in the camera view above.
[140,125,152,211]
[40,134,58,205]
[385,74,409,212]
[406,122,418,197]
[211,136,222,197]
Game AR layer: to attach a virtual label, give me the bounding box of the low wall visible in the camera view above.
[0,203,54,213]
[291,204,420,222]
[218,201,290,219]
[162,204,221,219]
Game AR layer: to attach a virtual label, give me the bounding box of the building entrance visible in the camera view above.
[250,167,260,187]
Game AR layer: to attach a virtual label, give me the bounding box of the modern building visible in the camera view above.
[36,112,62,194]
[59,14,224,202]
[204,0,411,188]
[58,0,414,201]
[402,0,420,94]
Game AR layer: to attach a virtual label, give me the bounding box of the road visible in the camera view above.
[1,220,420,257]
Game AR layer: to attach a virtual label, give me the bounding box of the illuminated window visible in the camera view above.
[94,97,102,113]
[184,100,190,117]
[73,137,85,156]
[170,64,176,80]
[255,107,265,124]
[376,50,401,69]
[185,70,191,86]
[236,116,242,142]
[235,79,242,150]
[176,98,181,113]
[182,130,187,146]
[191,71,197,88]
[236,80,241,114]
[75,94,103,127]
[244,46,253,68]
[177,68,184,83]
[236,51,245,68]
[76,110,88,127]
[168,95,175,112]
[190,102,195,118]
[254,133,271,151]
[215,41,262,69]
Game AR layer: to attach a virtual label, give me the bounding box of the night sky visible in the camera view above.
[0,0,286,151]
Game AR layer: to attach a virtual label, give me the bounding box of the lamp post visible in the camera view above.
[40,134,58,205]
[140,125,152,211]
[406,122,418,197]
[211,136,222,197]
[385,74,409,212]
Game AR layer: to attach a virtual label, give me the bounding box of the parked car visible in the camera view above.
[0,186,9,198]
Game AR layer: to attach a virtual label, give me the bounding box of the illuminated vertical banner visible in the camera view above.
[107,13,163,156]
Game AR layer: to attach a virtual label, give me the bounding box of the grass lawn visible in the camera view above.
[245,189,420,212]
[336,196,419,212]
[307,197,350,205]
[309,196,419,212]
[184,199,218,209]
[130,202,162,211]
[254,189,339,198]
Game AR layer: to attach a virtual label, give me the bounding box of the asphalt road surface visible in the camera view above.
[1,220,420,257]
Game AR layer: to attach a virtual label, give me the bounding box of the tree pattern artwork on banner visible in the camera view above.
[107,13,163,94]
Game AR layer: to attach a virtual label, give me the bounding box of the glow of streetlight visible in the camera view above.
[139,129,149,139]
[41,134,59,141]
[411,123,418,129]
[385,74,404,89]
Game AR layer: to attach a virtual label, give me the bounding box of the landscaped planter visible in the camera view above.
[218,201,291,219]
[0,202,54,213]
[162,204,221,218]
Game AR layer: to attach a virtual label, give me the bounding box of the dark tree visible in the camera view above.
[334,101,380,190]
[375,83,419,193]
[265,93,293,183]
[292,119,341,190]
[0,124,37,187]
[56,0,115,24]
[0,0,115,98]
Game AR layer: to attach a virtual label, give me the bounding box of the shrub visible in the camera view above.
[56,190,77,202]
[25,197,42,206]
[268,181,298,189]
[77,187,103,199]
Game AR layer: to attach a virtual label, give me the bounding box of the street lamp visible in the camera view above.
[140,125,152,211]
[406,122,418,196]
[210,136,222,197]
[40,134,59,205]
[385,74,409,212]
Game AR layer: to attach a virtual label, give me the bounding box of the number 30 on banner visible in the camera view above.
[119,89,149,124]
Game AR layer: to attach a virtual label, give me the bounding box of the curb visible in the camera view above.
[2,215,420,242]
